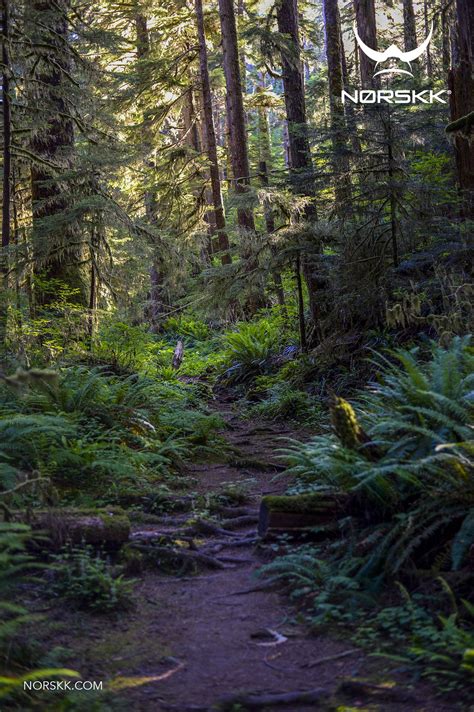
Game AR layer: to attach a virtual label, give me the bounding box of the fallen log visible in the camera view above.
[18,507,130,548]
[258,492,348,538]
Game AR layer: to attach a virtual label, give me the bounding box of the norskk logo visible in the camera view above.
[342,19,448,105]
[354,23,433,79]
[342,89,448,105]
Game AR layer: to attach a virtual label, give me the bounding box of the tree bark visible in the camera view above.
[0,0,11,345]
[218,0,254,233]
[403,0,418,52]
[256,84,285,306]
[29,0,87,307]
[195,0,231,264]
[441,4,452,76]
[323,0,352,215]
[340,25,361,155]
[2,0,11,258]
[449,0,474,217]
[135,12,167,331]
[424,0,433,78]
[219,0,265,314]
[276,0,321,341]
[353,0,378,88]
[276,0,315,202]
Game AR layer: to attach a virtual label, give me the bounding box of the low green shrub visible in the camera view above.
[0,365,222,501]
[244,383,320,423]
[221,320,280,384]
[52,544,134,612]
[163,316,211,342]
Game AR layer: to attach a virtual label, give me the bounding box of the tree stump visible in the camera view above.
[172,340,184,369]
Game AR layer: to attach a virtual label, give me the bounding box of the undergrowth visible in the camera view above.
[260,337,474,692]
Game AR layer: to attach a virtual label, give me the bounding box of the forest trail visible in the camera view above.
[116,393,453,712]
[40,393,456,711]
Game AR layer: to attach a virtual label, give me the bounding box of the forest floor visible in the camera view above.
[32,392,460,711]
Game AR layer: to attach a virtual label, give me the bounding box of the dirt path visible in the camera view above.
[118,397,454,711]
[37,395,458,711]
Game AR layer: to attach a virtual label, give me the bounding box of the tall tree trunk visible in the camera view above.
[276,0,315,202]
[2,0,11,258]
[340,23,361,154]
[135,12,166,331]
[403,0,418,51]
[424,0,433,78]
[182,86,201,152]
[29,0,87,307]
[441,4,452,76]
[256,84,285,307]
[323,0,352,216]
[276,0,321,342]
[448,0,474,218]
[219,0,265,313]
[218,0,254,233]
[195,0,231,265]
[353,0,378,88]
[1,0,11,345]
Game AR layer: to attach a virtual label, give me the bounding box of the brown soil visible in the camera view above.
[30,395,465,711]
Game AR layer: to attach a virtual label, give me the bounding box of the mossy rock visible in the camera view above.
[259,493,347,537]
[20,507,130,548]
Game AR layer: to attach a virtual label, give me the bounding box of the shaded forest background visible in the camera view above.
[0,0,473,708]
[0,0,472,351]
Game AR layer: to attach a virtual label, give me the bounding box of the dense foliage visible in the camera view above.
[261,338,474,689]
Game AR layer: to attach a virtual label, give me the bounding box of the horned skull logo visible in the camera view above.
[354,23,434,78]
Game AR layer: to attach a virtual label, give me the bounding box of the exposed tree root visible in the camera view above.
[213,505,254,518]
[338,679,418,703]
[302,649,359,668]
[132,544,231,570]
[220,514,259,530]
[161,688,329,711]
[184,519,240,538]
